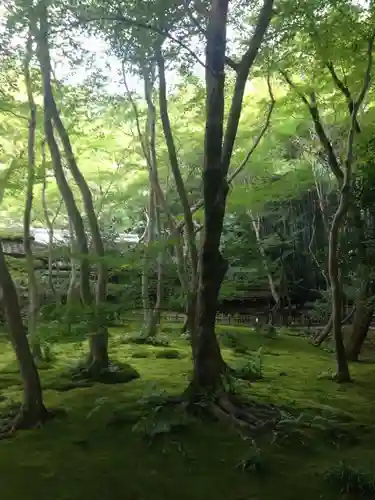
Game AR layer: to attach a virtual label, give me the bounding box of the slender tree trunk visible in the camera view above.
[142,185,155,331]
[142,68,167,338]
[147,201,165,337]
[41,144,63,302]
[329,188,351,381]
[249,210,280,310]
[157,50,199,342]
[141,206,152,326]
[0,242,47,428]
[65,218,80,333]
[41,165,57,299]
[283,35,374,381]
[36,5,109,371]
[314,314,333,345]
[35,12,92,308]
[346,282,374,361]
[23,34,42,361]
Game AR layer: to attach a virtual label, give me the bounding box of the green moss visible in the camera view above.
[0,326,375,500]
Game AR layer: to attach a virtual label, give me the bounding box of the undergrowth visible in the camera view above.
[0,325,375,500]
[324,462,375,496]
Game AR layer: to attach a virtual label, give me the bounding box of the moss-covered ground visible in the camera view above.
[1,322,375,500]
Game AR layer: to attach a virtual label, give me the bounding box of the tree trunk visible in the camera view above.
[142,70,159,335]
[328,188,351,382]
[190,0,230,394]
[146,201,165,337]
[35,12,92,308]
[314,313,333,345]
[65,218,80,332]
[141,203,152,326]
[346,282,374,361]
[0,242,47,428]
[157,50,199,339]
[23,34,42,361]
[249,210,280,309]
[284,35,374,381]
[36,5,108,370]
[41,162,57,299]
[41,144,63,302]
[191,0,274,395]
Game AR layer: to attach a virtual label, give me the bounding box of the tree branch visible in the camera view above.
[281,70,343,184]
[221,0,274,175]
[326,61,361,133]
[176,74,275,230]
[343,32,375,175]
[80,14,208,71]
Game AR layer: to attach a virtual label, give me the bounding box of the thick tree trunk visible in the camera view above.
[0,242,47,428]
[346,282,374,361]
[23,34,42,361]
[190,0,230,394]
[191,0,274,395]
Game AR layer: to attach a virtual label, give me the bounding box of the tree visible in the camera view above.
[189,0,274,409]
[23,30,42,360]
[280,11,374,380]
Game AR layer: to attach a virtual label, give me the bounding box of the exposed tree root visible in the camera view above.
[206,393,283,433]
[164,383,285,435]
[0,405,66,439]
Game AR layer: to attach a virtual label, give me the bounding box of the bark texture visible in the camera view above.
[346,282,374,361]
[36,7,92,308]
[23,33,42,360]
[0,242,47,429]
[192,0,274,394]
[157,50,199,342]
[36,4,108,370]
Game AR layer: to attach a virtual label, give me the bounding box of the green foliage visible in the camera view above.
[232,348,264,381]
[122,333,170,347]
[218,330,249,353]
[237,445,268,475]
[324,462,375,496]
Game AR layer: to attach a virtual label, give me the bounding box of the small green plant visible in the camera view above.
[122,333,170,347]
[42,342,56,363]
[234,348,264,381]
[324,462,375,496]
[139,385,171,407]
[218,330,248,353]
[237,445,268,475]
[261,324,278,338]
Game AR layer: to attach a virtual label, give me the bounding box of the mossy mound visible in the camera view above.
[71,360,140,385]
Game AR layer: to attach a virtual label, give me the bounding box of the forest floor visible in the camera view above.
[1,322,375,500]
